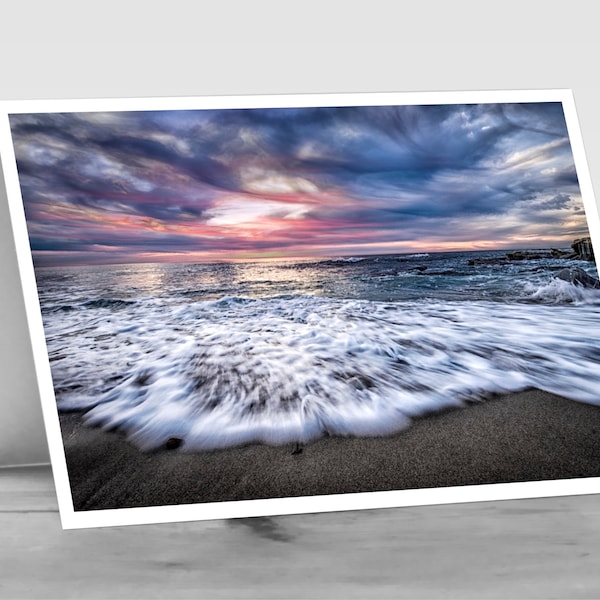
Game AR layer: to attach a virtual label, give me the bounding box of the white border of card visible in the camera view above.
[1,90,599,529]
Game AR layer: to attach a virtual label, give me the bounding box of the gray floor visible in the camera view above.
[1,467,600,598]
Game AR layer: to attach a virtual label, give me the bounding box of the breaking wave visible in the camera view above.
[524,278,600,305]
[47,293,600,451]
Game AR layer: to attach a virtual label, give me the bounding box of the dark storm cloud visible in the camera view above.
[8,100,587,265]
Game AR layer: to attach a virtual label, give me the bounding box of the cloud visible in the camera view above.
[9,101,586,266]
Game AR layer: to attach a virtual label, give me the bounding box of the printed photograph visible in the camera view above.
[6,96,600,517]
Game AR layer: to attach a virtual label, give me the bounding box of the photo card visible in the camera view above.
[2,90,600,529]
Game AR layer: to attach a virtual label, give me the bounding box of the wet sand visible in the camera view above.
[59,389,600,511]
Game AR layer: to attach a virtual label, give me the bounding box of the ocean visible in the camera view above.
[37,249,600,451]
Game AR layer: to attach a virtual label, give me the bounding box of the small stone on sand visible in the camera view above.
[166,437,183,450]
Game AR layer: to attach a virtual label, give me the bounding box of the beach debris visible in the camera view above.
[291,442,303,455]
[556,266,600,289]
[165,437,184,450]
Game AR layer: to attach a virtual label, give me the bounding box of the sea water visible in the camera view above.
[37,250,600,450]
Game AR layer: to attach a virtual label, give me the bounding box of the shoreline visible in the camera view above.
[59,389,600,512]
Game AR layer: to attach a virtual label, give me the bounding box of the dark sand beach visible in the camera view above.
[60,389,600,512]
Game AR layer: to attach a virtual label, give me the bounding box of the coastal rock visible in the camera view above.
[468,251,551,266]
[556,267,600,289]
[571,237,595,261]
[506,251,548,261]
[467,240,594,266]
[468,257,507,266]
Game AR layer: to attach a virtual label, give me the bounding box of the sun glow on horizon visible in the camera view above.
[12,102,588,268]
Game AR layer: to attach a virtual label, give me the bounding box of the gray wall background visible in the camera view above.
[1,1,599,466]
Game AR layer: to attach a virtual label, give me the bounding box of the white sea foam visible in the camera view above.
[45,293,600,451]
[524,277,600,305]
[331,256,365,263]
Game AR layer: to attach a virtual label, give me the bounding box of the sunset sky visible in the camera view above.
[9,102,588,266]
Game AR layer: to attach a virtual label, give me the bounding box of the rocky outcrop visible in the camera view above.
[550,248,572,258]
[468,238,596,266]
[556,266,600,289]
[468,251,552,266]
[571,237,595,261]
[505,251,551,261]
